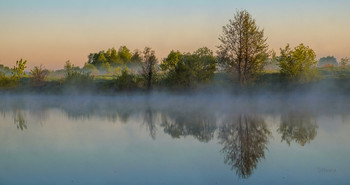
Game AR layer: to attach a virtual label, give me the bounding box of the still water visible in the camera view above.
[0,95,349,185]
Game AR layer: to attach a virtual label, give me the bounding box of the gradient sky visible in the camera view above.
[0,0,349,69]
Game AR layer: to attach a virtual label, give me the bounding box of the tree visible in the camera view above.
[114,66,136,90]
[131,49,143,64]
[83,63,99,75]
[64,60,93,86]
[64,60,75,77]
[12,59,27,81]
[31,65,49,87]
[160,50,182,71]
[218,10,269,85]
[96,53,107,67]
[167,47,216,88]
[109,48,122,66]
[142,47,158,90]
[100,62,111,74]
[277,44,318,82]
[193,47,217,82]
[340,57,349,67]
[118,46,132,64]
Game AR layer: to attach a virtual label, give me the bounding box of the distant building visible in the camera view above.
[318,56,338,67]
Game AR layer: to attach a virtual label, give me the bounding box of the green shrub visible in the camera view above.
[113,67,137,90]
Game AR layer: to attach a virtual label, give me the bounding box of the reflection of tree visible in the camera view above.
[143,107,157,140]
[30,108,48,125]
[278,111,318,146]
[218,114,270,179]
[160,110,217,142]
[14,109,27,131]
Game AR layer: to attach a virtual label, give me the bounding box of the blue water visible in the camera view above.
[0,95,349,185]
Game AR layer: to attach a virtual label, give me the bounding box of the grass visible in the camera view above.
[1,66,350,95]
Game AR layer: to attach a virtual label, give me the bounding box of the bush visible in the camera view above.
[63,61,94,89]
[31,65,49,87]
[113,67,137,91]
[0,72,17,89]
[277,44,319,83]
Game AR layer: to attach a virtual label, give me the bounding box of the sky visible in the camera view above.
[0,0,349,69]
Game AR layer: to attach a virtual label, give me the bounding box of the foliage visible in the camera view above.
[141,47,158,90]
[82,63,99,75]
[340,57,349,67]
[277,44,318,82]
[0,72,17,88]
[0,64,17,88]
[0,64,11,75]
[114,66,137,90]
[64,60,93,86]
[113,66,122,76]
[118,46,132,64]
[160,50,181,71]
[167,47,216,88]
[30,65,49,87]
[100,62,111,74]
[11,59,27,81]
[218,10,269,85]
[88,46,142,68]
[131,49,143,64]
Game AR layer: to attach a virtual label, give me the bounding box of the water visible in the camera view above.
[0,95,349,185]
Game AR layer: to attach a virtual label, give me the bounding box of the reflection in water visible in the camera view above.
[0,96,329,180]
[278,111,318,146]
[14,109,27,131]
[160,110,217,142]
[143,107,157,140]
[218,114,271,179]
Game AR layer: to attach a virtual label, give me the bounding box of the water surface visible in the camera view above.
[0,95,349,185]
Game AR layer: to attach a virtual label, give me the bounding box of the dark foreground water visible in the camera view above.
[0,94,349,185]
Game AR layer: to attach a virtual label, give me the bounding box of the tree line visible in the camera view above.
[1,10,349,92]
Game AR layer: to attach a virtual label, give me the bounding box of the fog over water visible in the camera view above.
[0,94,350,184]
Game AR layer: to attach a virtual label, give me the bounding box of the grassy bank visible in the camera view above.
[1,66,350,95]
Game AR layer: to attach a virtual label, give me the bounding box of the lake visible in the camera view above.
[0,94,349,185]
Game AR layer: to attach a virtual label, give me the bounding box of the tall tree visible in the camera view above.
[142,47,158,90]
[218,10,268,85]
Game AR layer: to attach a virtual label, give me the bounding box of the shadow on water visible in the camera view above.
[0,95,326,179]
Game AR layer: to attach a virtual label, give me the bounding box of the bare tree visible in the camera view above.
[218,10,268,85]
[142,47,158,90]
